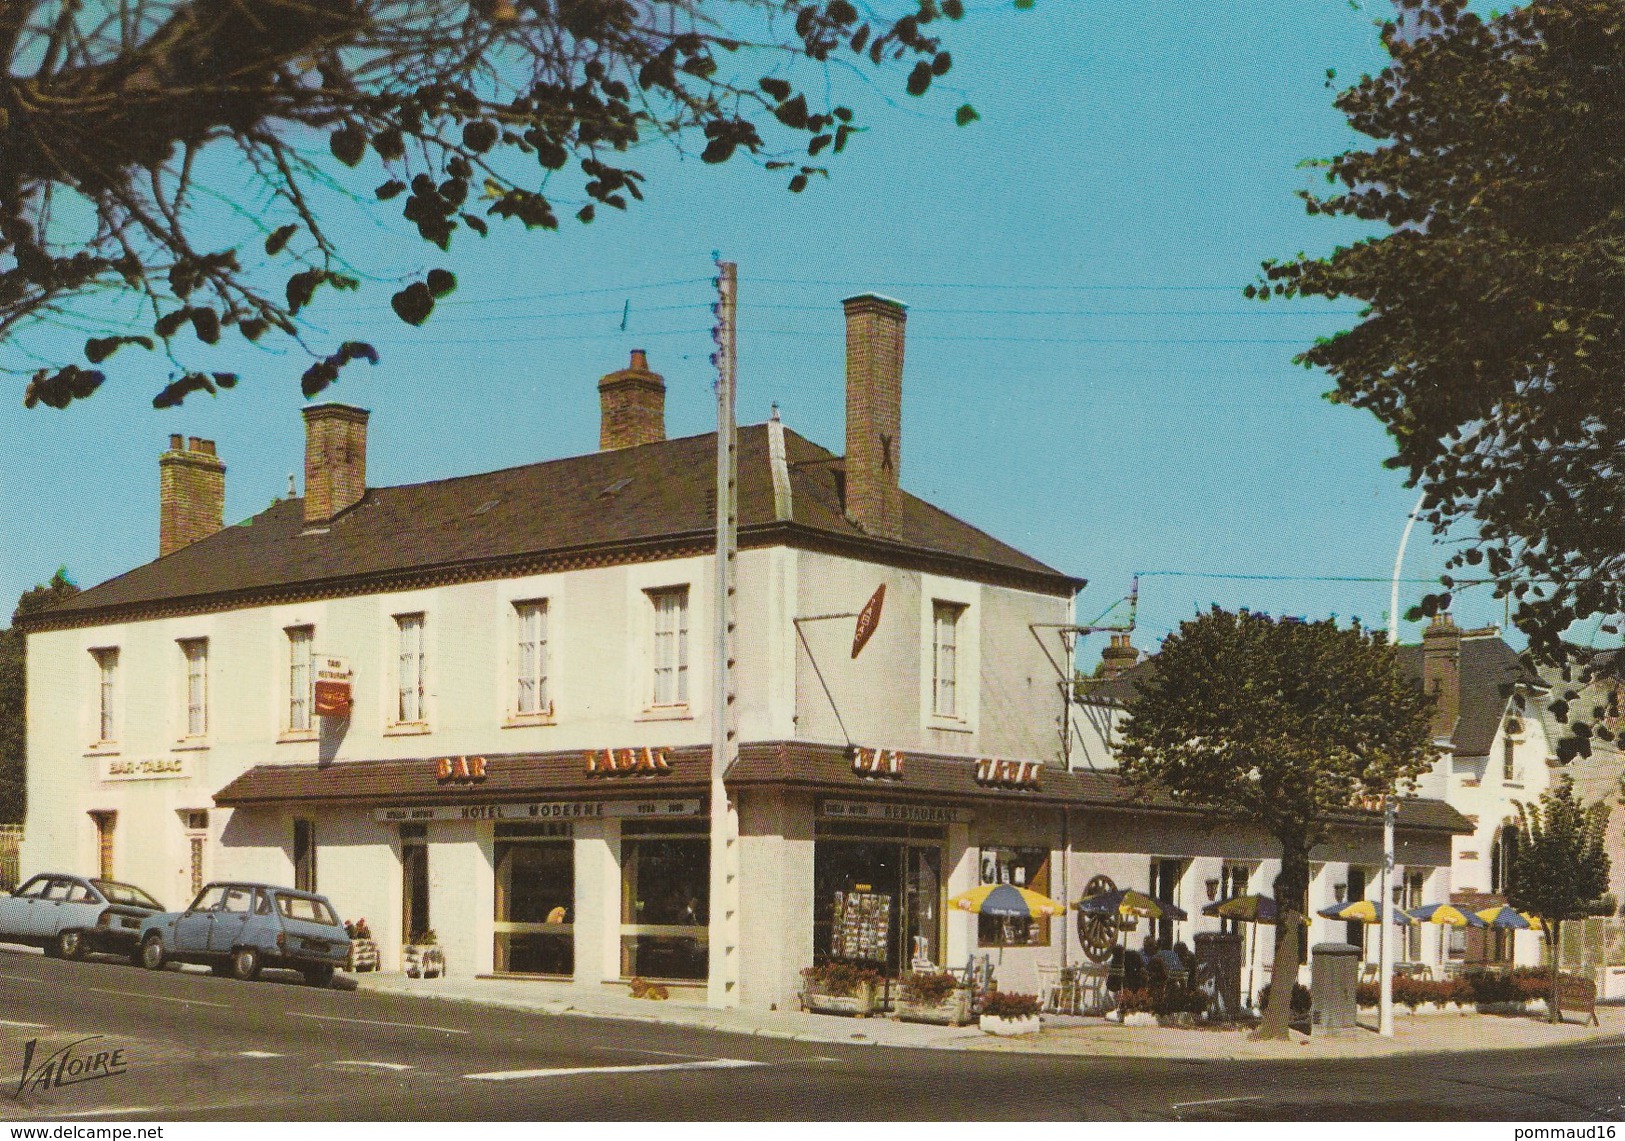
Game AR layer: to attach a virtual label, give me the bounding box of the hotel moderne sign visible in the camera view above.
[374,799,701,824]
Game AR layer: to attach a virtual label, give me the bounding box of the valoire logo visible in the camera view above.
[14,1036,128,1097]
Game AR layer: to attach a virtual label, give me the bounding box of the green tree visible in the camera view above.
[1257,1,1625,675]
[1115,608,1434,1040]
[0,569,80,822]
[2,0,987,409]
[1509,777,1611,1022]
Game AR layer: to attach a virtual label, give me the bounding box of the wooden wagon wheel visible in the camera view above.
[1078,873,1119,964]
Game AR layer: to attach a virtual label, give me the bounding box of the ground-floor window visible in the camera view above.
[620,819,707,980]
[495,822,574,975]
[813,822,945,975]
[293,818,317,892]
[1403,869,1426,961]
[978,846,1050,947]
[401,824,430,944]
[1149,856,1186,950]
[183,810,209,897]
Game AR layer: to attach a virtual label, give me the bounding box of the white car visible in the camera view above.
[0,873,166,960]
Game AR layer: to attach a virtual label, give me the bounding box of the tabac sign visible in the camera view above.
[584,747,674,776]
[848,746,904,779]
[313,655,353,717]
[851,584,885,658]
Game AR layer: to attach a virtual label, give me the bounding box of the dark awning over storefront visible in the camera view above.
[213,740,1473,837]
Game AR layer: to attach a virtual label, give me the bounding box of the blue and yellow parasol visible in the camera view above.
[1409,903,1487,928]
[1317,898,1415,925]
[1075,887,1188,921]
[1475,905,1542,931]
[948,883,1066,918]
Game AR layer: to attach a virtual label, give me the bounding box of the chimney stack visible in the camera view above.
[598,349,666,450]
[1422,609,1462,744]
[302,403,369,524]
[1100,633,1138,681]
[842,293,907,541]
[159,435,226,557]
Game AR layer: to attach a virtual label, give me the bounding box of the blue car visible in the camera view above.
[139,881,351,987]
[0,873,165,960]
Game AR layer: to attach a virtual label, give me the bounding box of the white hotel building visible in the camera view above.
[20,295,1469,1008]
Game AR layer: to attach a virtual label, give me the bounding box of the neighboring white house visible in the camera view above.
[19,293,1468,1010]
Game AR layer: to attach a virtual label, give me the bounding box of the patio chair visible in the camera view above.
[1073,964,1111,1015]
[1036,963,1063,1014]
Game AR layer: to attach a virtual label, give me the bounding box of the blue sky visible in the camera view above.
[2,0,1564,664]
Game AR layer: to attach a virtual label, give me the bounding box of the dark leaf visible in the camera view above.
[426,268,457,298]
[330,124,367,167]
[390,282,434,326]
[264,224,298,256]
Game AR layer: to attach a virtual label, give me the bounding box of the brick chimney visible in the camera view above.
[598,349,666,450]
[1422,610,1462,744]
[159,434,226,557]
[302,403,369,524]
[842,294,906,541]
[1100,633,1138,681]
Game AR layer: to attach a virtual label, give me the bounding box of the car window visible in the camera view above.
[276,894,338,926]
[14,877,49,899]
[93,881,162,910]
[42,879,72,901]
[253,891,272,916]
[221,887,253,914]
[189,885,227,912]
[64,882,95,903]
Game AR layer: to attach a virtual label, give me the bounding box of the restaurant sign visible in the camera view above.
[100,755,191,782]
[313,655,353,717]
[373,798,701,824]
[819,799,972,824]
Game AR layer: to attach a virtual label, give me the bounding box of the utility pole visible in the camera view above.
[1382,489,1426,1038]
[707,258,741,1008]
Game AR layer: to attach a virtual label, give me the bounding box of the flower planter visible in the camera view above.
[895,988,973,1026]
[980,1013,1041,1036]
[1120,1011,1158,1028]
[403,944,445,979]
[346,938,380,973]
[802,981,881,1017]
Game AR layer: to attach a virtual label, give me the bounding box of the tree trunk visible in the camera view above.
[1546,922,1560,1024]
[1253,841,1311,1041]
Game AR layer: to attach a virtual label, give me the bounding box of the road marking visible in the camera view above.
[51,1108,156,1118]
[467,1058,764,1081]
[82,986,230,1008]
[0,1019,48,1028]
[334,1061,414,1071]
[289,1012,469,1035]
[239,1051,285,1059]
[1172,1095,1264,1110]
[592,1045,717,1060]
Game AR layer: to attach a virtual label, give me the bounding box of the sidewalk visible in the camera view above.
[350,972,1625,1061]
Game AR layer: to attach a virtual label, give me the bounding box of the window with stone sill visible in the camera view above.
[179,638,208,739]
[91,647,119,745]
[395,612,427,726]
[931,601,966,719]
[647,587,689,709]
[513,600,553,721]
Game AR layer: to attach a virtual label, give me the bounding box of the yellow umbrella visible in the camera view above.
[948,883,1066,917]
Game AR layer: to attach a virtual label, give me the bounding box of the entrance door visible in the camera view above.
[904,846,942,969]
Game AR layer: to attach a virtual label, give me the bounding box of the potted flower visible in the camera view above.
[403,929,445,978]
[895,970,973,1026]
[1110,987,1158,1027]
[979,990,1042,1036]
[345,918,379,972]
[800,962,885,1016]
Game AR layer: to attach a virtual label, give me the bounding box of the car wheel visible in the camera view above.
[302,964,335,988]
[230,946,261,981]
[140,934,166,971]
[54,931,85,961]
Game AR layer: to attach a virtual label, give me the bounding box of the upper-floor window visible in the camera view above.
[91,647,118,743]
[395,613,426,724]
[932,601,965,718]
[649,587,689,707]
[1501,723,1521,783]
[179,638,208,738]
[514,600,551,717]
[288,626,314,732]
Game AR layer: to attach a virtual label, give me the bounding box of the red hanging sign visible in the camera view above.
[851,584,885,659]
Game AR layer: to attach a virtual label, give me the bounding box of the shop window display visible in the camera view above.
[978,846,1050,947]
[620,819,708,980]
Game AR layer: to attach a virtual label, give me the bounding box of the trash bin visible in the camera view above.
[1194,931,1243,1021]
[1311,942,1360,1032]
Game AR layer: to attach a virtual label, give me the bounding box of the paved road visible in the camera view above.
[0,948,1621,1121]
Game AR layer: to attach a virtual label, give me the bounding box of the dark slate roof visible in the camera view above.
[26,425,1078,629]
[1395,636,1545,757]
[212,739,1471,835]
